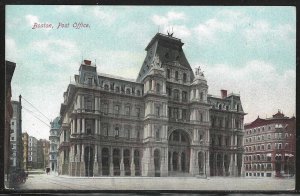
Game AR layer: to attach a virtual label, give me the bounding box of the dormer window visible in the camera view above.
[136,90,141,96]
[115,86,120,93]
[104,84,109,90]
[88,78,92,85]
[126,88,131,95]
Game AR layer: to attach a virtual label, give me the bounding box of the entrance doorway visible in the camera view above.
[168,130,191,176]
[84,146,94,177]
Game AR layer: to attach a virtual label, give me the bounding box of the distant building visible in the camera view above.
[22,132,29,170]
[28,136,38,169]
[10,100,23,171]
[42,139,50,169]
[37,140,44,169]
[5,60,16,185]
[49,116,61,173]
[57,33,245,177]
[243,111,296,177]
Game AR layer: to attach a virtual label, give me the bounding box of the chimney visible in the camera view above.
[84,60,91,65]
[221,89,227,99]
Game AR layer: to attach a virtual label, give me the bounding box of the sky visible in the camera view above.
[5,5,296,140]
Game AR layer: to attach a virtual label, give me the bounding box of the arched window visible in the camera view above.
[115,86,120,93]
[200,92,204,100]
[174,89,180,101]
[219,104,222,110]
[115,126,119,137]
[104,84,109,90]
[149,79,152,90]
[136,90,141,96]
[175,71,179,81]
[155,128,160,140]
[126,88,131,94]
[267,144,271,149]
[183,73,187,83]
[167,69,170,79]
[156,83,160,93]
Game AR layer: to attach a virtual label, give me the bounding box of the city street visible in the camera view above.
[17,170,295,191]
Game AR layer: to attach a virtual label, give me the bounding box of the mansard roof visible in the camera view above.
[245,112,293,129]
[136,33,194,82]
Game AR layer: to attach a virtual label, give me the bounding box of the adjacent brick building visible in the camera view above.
[243,111,296,177]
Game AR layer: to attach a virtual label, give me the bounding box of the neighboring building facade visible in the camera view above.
[49,116,61,173]
[5,60,16,185]
[58,33,245,177]
[243,111,296,177]
[22,132,29,170]
[10,100,23,171]
[37,139,50,169]
[28,136,38,169]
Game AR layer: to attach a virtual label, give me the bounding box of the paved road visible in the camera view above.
[17,171,295,191]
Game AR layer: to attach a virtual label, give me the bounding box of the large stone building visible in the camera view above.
[10,100,23,171]
[22,132,29,170]
[49,116,61,173]
[243,111,296,177]
[58,33,245,177]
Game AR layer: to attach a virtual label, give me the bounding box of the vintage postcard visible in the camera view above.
[4,5,296,192]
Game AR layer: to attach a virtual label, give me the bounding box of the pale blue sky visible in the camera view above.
[6,6,296,139]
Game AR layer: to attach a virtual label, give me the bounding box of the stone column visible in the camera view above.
[196,89,199,100]
[120,148,125,176]
[80,144,85,177]
[130,148,135,176]
[152,80,156,92]
[82,118,85,134]
[162,82,166,94]
[82,96,85,112]
[95,119,98,135]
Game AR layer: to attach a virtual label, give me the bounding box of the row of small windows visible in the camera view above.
[212,103,240,111]
[102,83,142,96]
[244,163,272,171]
[166,69,188,83]
[244,154,272,162]
[211,116,242,129]
[245,143,289,152]
[101,123,142,139]
[245,133,291,143]
[246,126,272,135]
[246,173,272,177]
[100,101,142,118]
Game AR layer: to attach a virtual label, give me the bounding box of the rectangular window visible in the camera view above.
[103,123,109,136]
[11,122,14,125]
[114,105,120,114]
[85,96,93,112]
[182,91,187,102]
[11,129,14,133]
[85,119,93,134]
[167,69,170,79]
[11,137,14,141]
[125,106,130,116]
[174,108,179,119]
[182,109,187,120]
[136,108,141,117]
[155,106,160,117]
[102,101,108,115]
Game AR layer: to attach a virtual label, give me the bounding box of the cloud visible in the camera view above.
[25,14,39,27]
[93,8,117,26]
[152,11,186,26]
[193,18,233,43]
[244,21,295,47]
[5,37,18,60]
[196,60,295,123]
[29,39,80,68]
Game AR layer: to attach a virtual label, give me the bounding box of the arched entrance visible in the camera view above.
[101,148,109,176]
[154,149,160,177]
[113,148,121,176]
[168,130,191,176]
[134,150,141,176]
[84,146,94,177]
[123,149,131,176]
